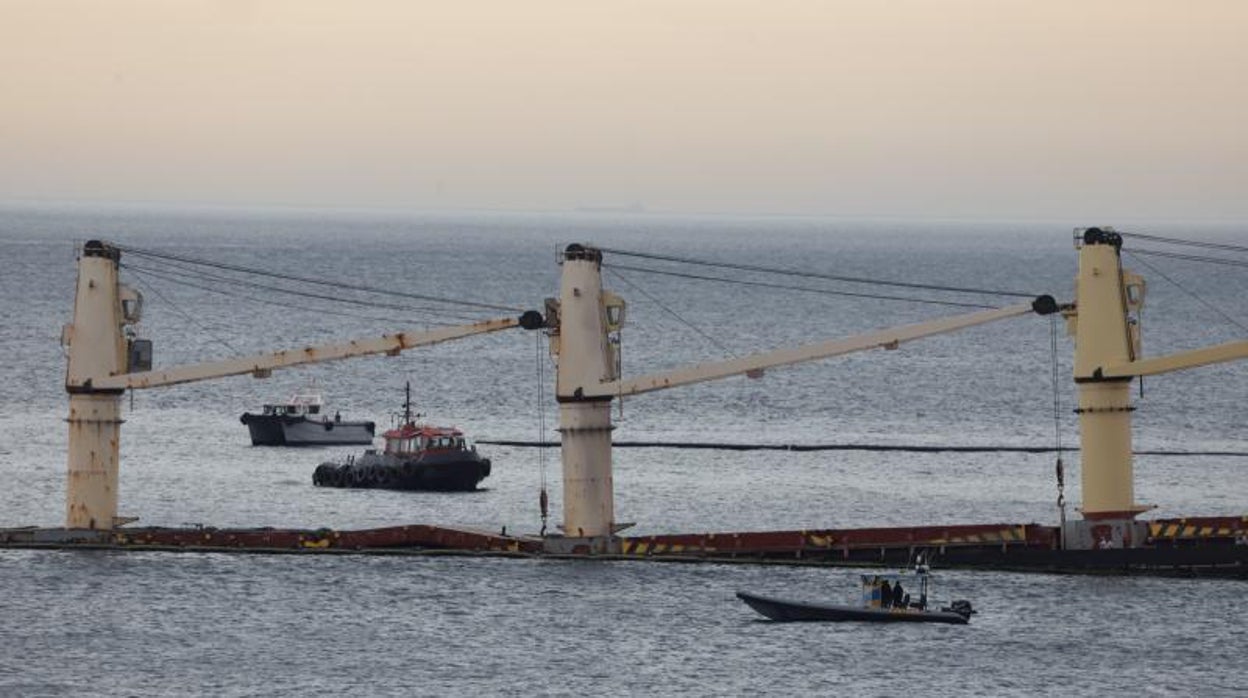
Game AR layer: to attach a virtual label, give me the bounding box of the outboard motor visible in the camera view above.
[944,599,976,618]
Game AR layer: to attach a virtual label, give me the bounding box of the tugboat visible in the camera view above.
[737,559,975,624]
[240,387,375,446]
[311,383,491,492]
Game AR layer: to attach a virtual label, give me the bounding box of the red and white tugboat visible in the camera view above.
[311,383,491,492]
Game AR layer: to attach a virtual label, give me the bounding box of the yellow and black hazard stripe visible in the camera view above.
[1148,523,1239,540]
[619,540,694,556]
[928,526,1028,546]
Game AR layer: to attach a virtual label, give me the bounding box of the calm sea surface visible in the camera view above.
[1,204,1245,696]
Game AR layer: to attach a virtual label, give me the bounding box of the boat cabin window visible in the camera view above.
[263,406,275,415]
[428,436,457,449]
[308,406,319,415]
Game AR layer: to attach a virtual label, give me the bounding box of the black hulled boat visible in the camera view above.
[311,383,490,492]
[738,566,974,625]
[240,388,374,446]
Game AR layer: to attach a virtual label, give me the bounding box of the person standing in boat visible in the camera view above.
[879,579,893,608]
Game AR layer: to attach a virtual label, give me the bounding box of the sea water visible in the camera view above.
[1,204,1245,695]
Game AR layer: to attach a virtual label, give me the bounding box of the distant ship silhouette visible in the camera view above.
[574,202,646,213]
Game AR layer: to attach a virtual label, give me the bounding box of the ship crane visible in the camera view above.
[1060,227,1248,547]
[61,240,544,530]
[60,235,1248,554]
[546,244,1060,549]
[547,234,1248,552]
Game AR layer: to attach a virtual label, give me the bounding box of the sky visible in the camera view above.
[2,1,1246,219]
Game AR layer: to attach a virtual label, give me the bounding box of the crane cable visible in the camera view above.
[1127,248,1248,269]
[1119,231,1248,254]
[596,246,1038,299]
[123,256,490,320]
[605,267,731,354]
[116,244,525,313]
[1049,314,1067,548]
[536,332,549,537]
[126,266,240,353]
[1123,251,1248,333]
[603,262,997,309]
[121,263,466,326]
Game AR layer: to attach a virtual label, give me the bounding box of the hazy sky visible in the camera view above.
[2,1,1245,218]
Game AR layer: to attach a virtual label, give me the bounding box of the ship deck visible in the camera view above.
[3,516,1245,576]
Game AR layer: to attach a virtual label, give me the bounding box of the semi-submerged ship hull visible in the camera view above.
[6,518,1242,578]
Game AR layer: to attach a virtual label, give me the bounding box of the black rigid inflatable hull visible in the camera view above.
[736,592,970,624]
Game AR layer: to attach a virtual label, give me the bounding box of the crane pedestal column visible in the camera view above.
[66,393,124,530]
[1067,228,1153,549]
[549,243,623,551]
[1066,377,1154,548]
[1077,380,1140,519]
[64,241,132,531]
[555,399,617,547]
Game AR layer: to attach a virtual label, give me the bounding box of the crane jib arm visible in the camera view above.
[1098,339,1248,380]
[583,296,1058,399]
[89,311,545,391]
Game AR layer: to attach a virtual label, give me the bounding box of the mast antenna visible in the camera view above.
[404,380,414,425]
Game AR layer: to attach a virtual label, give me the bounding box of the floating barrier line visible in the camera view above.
[477,440,1248,457]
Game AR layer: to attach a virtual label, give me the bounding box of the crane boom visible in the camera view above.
[553,242,1060,539]
[63,240,546,530]
[1099,339,1248,379]
[90,316,528,391]
[583,300,1047,399]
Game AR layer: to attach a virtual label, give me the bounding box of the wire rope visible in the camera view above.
[536,332,549,536]
[129,254,495,318]
[1128,248,1248,269]
[126,268,240,353]
[1119,231,1248,255]
[124,263,458,328]
[1049,314,1067,542]
[596,246,1037,298]
[605,267,732,354]
[1123,252,1248,333]
[117,244,525,312]
[121,260,479,324]
[603,263,997,310]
